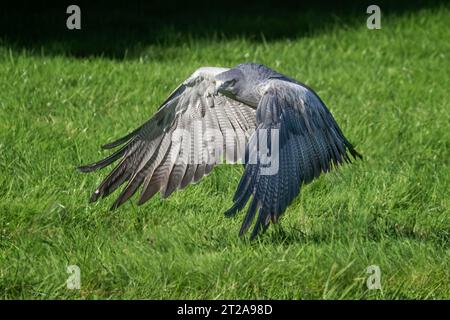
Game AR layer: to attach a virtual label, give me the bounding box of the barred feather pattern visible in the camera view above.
[78,67,256,210]
[225,80,361,239]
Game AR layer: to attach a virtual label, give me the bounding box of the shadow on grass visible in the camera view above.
[263,221,450,246]
[1,0,448,59]
[253,225,323,246]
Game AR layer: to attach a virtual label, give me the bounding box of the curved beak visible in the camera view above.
[214,80,225,95]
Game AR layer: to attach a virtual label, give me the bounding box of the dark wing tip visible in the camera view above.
[353,149,363,160]
[89,189,101,203]
[101,127,142,150]
[76,142,130,174]
[101,139,127,150]
[101,142,120,150]
[77,164,96,173]
[348,144,363,160]
[224,203,241,217]
[109,198,123,211]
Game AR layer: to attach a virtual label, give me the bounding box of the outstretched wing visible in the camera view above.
[78,67,256,209]
[225,79,362,239]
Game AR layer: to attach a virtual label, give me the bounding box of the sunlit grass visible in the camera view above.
[0,7,448,299]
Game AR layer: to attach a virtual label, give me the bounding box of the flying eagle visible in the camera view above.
[78,63,361,239]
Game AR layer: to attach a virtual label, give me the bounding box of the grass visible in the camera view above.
[0,5,449,299]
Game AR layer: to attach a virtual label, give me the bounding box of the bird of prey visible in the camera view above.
[78,63,361,239]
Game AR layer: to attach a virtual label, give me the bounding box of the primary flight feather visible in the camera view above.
[78,63,361,239]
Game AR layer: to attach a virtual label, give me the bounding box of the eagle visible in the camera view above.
[78,63,361,239]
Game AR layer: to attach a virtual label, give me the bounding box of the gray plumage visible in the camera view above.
[78,63,361,239]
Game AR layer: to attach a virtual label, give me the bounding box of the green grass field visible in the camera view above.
[0,4,449,299]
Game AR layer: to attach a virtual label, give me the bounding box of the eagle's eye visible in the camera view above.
[225,79,237,87]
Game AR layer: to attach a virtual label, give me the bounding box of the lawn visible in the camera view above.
[0,3,448,299]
